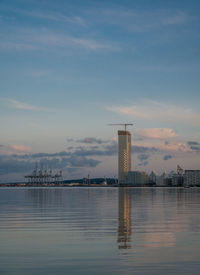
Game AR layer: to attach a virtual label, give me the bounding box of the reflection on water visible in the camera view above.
[118,188,131,249]
[26,188,64,207]
[117,187,200,252]
[0,187,200,275]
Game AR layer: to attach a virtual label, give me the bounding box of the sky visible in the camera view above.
[0,0,200,182]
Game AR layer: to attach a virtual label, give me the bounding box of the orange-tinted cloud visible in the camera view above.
[136,128,177,139]
[107,100,200,126]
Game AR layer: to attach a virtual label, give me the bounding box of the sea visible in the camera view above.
[0,187,200,275]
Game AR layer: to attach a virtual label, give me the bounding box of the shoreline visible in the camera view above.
[0,184,198,188]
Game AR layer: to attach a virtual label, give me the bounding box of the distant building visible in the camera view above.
[118,130,131,184]
[128,171,149,186]
[177,165,184,176]
[164,166,184,187]
[171,174,183,186]
[149,171,157,185]
[184,170,200,187]
[156,172,168,186]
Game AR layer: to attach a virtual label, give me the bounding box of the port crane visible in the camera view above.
[108,123,133,131]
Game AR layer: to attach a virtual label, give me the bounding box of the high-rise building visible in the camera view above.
[118,130,131,184]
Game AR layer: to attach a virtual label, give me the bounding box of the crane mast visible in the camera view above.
[108,123,133,131]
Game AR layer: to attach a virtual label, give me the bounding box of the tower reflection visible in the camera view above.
[117,187,132,249]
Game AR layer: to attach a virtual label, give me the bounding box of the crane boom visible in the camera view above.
[108,123,133,131]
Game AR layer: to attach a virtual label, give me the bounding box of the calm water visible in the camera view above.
[0,187,200,275]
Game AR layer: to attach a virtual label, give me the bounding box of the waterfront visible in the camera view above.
[0,187,200,274]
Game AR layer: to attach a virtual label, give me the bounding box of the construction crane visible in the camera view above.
[108,123,133,131]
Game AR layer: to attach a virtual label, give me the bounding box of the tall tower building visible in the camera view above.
[118,130,131,184]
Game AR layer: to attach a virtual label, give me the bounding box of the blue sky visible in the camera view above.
[0,0,200,181]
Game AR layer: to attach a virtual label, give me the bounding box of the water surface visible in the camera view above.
[0,187,200,274]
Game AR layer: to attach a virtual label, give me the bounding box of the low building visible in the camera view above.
[184,170,200,187]
[156,172,168,186]
[171,174,184,186]
[127,171,149,186]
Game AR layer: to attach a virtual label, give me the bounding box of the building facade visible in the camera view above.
[171,174,183,186]
[184,170,200,187]
[118,130,131,184]
[149,171,157,185]
[156,172,168,186]
[127,171,149,186]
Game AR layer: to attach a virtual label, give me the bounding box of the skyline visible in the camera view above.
[0,0,200,182]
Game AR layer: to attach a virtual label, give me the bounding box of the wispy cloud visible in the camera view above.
[156,141,190,153]
[99,8,189,33]
[136,128,177,139]
[19,9,86,26]
[162,11,188,25]
[3,5,86,25]
[0,41,37,51]
[1,98,55,112]
[107,99,200,126]
[27,69,52,78]
[29,31,119,51]
[0,27,119,52]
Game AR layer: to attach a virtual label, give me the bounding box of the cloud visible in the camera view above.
[14,143,160,160]
[99,8,189,33]
[0,27,119,52]
[133,141,192,155]
[136,128,177,139]
[137,153,150,167]
[187,141,200,146]
[0,138,116,176]
[0,139,118,176]
[1,135,198,178]
[0,156,33,175]
[163,155,173,161]
[190,146,200,151]
[155,141,190,153]
[138,154,150,161]
[0,154,101,176]
[77,137,109,144]
[107,100,200,126]
[138,161,148,167]
[68,142,118,157]
[65,156,100,168]
[162,11,188,25]
[10,145,30,154]
[132,145,158,154]
[0,144,31,155]
[17,9,86,26]
[187,141,200,152]
[41,156,101,169]
[1,98,55,112]
[0,41,37,50]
